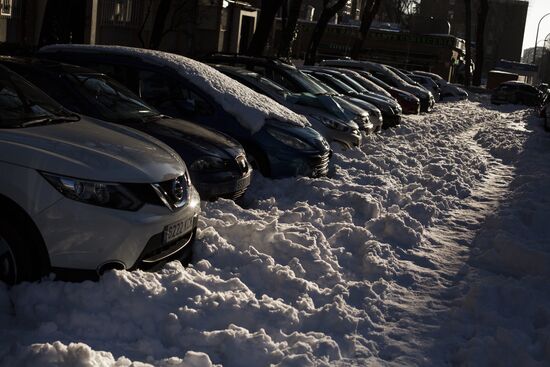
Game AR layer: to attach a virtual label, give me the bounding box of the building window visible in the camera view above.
[100,0,142,27]
[113,0,132,22]
[0,0,12,17]
[306,5,315,22]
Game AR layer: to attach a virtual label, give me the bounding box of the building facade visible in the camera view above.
[0,0,259,57]
[418,0,528,76]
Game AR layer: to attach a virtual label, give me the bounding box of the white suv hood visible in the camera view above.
[0,117,185,183]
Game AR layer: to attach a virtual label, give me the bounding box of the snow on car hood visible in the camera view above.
[0,117,185,183]
[40,44,308,134]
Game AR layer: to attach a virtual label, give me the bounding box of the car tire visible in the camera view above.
[245,147,270,177]
[0,219,45,285]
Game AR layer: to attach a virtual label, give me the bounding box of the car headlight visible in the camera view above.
[266,127,315,151]
[309,115,350,132]
[190,156,226,171]
[41,172,143,211]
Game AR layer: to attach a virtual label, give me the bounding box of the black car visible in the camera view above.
[39,45,331,179]
[320,59,435,112]
[301,67,403,128]
[1,57,252,200]
[491,81,545,107]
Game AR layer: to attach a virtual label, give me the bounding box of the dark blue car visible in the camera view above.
[39,45,331,178]
[1,57,252,200]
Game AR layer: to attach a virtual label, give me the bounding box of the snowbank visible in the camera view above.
[1,99,548,366]
[40,44,308,134]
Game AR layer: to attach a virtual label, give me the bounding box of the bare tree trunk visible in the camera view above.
[277,0,303,60]
[138,0,154,48]
[149,0,172,50]
[473,0,489,86]
[464,0,472,88]
[246,0,284,56]
[350,0,382,59]
[304,0,348,65]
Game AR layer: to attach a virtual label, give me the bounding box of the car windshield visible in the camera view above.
[286,68,329,95]
[306,74,339,95]
[375,67,408,87]
[65,72,160,123]
[352,75,391,96]
[0,69,74,128]
[390,68,417,85]
[257,75,289,95]
[312,72,356,94]
[366,74,393,91]
[335,73,369,93]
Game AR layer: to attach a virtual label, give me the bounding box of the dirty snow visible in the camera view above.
[1,98,549,366]
[40,45,308,134]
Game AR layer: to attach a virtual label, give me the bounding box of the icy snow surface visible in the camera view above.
[40,44,308,134]
[1,98,549,366]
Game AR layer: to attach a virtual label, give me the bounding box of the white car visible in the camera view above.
[0,66,201,284]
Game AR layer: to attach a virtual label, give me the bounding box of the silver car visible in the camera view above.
[0,65,200,284]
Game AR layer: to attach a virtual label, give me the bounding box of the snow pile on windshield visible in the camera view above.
[2,99,549,366]
[40,45,308,134]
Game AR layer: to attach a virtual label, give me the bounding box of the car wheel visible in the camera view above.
[246,148,270,177]
[0,221,43,285]
[0,235,17,285]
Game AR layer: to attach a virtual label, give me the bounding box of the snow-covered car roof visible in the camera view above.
[40,44,308,134]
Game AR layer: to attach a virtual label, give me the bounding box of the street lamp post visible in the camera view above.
[542,33,550,82]
[533,12,550,64]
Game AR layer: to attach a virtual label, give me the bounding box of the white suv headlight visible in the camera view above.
[41,172,143,211]
[266,128,315,151]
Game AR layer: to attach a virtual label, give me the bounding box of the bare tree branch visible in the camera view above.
[350,0,382,59]
[304,0,349,65]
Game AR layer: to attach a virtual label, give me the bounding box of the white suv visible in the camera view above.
[0,66,201,284]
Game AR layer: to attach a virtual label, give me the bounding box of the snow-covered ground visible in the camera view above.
[1,97,549,366]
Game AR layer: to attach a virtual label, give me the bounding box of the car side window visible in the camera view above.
[270,70,300,92]
[138,70,213,116]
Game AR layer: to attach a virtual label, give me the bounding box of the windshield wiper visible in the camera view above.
[144,114,164,122]
[19,115,81,128]
[119,113,164,124]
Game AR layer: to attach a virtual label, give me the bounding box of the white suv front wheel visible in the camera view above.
[0,235,17,285]
[0,221,45,286]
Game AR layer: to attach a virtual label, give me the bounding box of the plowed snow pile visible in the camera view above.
[1,98,549,366]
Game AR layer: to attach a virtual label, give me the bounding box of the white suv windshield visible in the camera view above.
[0,70,71,127]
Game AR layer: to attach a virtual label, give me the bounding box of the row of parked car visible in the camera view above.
[0,45,469,284]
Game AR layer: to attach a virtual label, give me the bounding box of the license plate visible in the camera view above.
[164,216,194,244]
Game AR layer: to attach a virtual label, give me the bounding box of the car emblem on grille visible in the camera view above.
[172,177,185,202]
